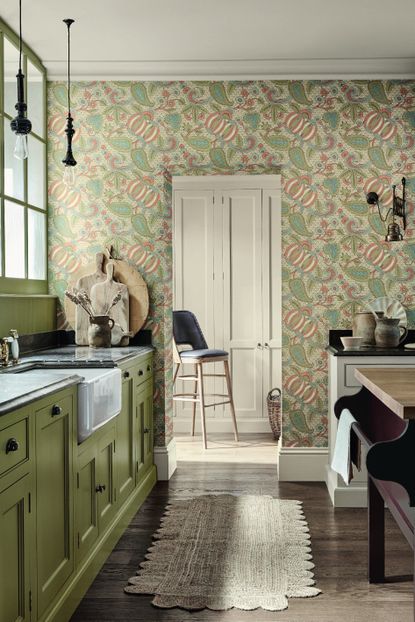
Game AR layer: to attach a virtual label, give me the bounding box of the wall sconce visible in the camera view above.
[366,177,407,242]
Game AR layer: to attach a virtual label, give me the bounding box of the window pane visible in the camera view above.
[27,60,44,137]
[27,136,45,209]
[4,37,19,117]
[28,209,46,279]
[4,201,25,278]
[4,119,24,200]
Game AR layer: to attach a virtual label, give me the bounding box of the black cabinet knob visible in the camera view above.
[147,365,151,372]
[138,369,143,376]
[123,371,130,379]
[5,438,19,454]
[95,484,106,493]
[143,427,150,434]
[51,405,62,416]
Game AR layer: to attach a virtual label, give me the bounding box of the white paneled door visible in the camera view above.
[173,175,281,433]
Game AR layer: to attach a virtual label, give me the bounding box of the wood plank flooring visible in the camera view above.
[70,443,413,622]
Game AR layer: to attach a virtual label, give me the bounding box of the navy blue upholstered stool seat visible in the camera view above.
[172,310,239,449]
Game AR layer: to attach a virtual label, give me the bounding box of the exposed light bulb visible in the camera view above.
[63,165,76,187]
[14,134,28,160]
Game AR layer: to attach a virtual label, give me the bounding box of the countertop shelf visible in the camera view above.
[326,329,415,356]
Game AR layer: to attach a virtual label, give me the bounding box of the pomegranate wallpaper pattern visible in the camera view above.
[47,80,415,448]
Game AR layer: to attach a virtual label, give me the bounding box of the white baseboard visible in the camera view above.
[326,465,368,508]
[154,438,177,481]
[173,417,272,435]
[278,447,329,481]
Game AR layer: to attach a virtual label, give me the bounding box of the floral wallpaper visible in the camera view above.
[47,80,415,448]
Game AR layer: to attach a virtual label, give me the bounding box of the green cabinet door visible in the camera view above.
[142,381,154,471]
[0,474,32,622]
[116,374,135,506]
[135,380,153,481]
[96,424,117,533]
[35,392,75,618]
[76,442,99,563]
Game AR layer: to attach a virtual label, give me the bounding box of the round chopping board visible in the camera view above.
[64,256,149,336]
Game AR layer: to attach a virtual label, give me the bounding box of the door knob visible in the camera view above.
[5,438,19,454]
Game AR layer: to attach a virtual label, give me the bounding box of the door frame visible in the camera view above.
[172,174,282,434]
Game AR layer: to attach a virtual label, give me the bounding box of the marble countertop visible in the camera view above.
[21,345,154,365]
[0,371,81,416]
[0,345,154,416]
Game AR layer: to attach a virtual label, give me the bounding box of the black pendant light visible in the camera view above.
[10,0,32,160]
[62,18,77,186]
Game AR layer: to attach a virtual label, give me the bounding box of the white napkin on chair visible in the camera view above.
[331,408,358,485]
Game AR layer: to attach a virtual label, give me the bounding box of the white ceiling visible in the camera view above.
[2,0,415,79]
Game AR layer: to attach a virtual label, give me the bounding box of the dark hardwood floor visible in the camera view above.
[70,461,413,622]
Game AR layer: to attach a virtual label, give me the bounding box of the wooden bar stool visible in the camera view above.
[172,310,239,449]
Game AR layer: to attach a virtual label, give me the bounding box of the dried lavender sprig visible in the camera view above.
[65,289,94,318]
[105,291,122,315]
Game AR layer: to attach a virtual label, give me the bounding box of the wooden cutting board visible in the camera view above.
[90,262,130,346]
[72,252,106,345]
[64,252,149,340]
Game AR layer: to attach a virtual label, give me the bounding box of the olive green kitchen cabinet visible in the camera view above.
[34,391,76,620]
[0,351,156,622]
[0,473,33,622]
[76,441,99,562]
[116,369,135,506]
[76,422,117,563]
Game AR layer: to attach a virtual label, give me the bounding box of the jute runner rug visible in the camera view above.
[125,494,320,611]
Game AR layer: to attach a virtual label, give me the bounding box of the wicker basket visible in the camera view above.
[267,388,282,441]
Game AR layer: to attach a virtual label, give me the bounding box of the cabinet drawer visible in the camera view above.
[134,358,153,387]
[344,362,415,388]
[0,415,29,479]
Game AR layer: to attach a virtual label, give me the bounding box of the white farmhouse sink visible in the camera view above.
[14,367,122,443]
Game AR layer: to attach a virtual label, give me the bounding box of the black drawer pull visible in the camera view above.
[51,405,62,416]
[143,427,150,434]
[138,369,144,376]
[95,484,106,493]
[5,438,19,454]
[123,371,130,379]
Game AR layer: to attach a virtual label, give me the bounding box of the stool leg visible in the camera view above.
[173,363,180,385]
[197,362,207,449]
[191,364,197,436]
[224,359,239,442]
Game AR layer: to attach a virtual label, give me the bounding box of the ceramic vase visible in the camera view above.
[88,316,114,348]
[352,312,376,345]
[374,317,408,348]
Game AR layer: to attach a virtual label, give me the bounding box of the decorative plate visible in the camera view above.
[367,297,407,327]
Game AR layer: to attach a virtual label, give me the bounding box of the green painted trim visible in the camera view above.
[0,294,57,334]
[0,18,44,69]
[0,18,48,293]
[40,465,157,622]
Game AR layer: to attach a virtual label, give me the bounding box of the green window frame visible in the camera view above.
[0,18,47,294]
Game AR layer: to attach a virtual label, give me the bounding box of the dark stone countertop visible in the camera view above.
[326,329,415,356]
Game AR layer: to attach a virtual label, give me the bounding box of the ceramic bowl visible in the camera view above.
[341,336,364,350]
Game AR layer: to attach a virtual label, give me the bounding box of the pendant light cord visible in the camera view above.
[67,21,71,115]
[18,0,22,72]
